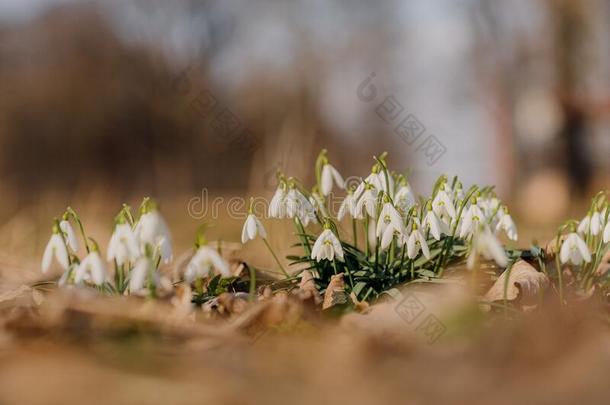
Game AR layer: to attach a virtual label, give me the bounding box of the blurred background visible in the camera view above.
[1,0,610,266]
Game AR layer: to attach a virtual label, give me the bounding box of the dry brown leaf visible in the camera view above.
[544,235,566,259]
[595,250,610,277]
[322,273,347,310]
[296,270,322,305]
[484,260,549,310]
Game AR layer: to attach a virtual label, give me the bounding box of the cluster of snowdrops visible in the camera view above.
[40,150,610,303]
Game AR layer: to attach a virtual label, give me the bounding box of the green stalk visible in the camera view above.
[263,238,289,278]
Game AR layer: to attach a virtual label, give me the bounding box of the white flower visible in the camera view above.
[185,246,231,282]
[424,210,447,241]
[135,211,172,263]
[376,203,403,239]
[42,234,70,273]
[591,211,603,236]
[394,185,416,212]
[496,210,518,241]
[576,211,604,236]
[380,226,402,251]
[241,214,267,243]
[354,186,378,219]
[467,226,508,269]
[432,189,456,221]
[107,223,140,265]
[60,220,79,251]
[75,251,107,286]
[560,233,591,265]
[129,257,154,292]
[285,188,314,220]
[479,197,501,222]
[337,192,356,220]
[320,163,344,196]
[459,203,485,239]
[406,227,430,260]
[268,186,287,219]
[604,221,610,243]
[311,229,344,262]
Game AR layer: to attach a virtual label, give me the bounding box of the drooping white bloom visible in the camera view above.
[337,192,356,220]
[376,203,403,239]
[479,197,501,222]
[60,220,79,252]
[285,188,315,220]
[185,246,231,282]
[42,234,70,273]
[380,226,402,251]
[604,221,610,243]
[268,186,287,219]
[135,211,172,263]
[320,163,345,196]
[74,251,107,286]
[424,210,447,241]
[459,203,485,239]
[129,257,154,292]
[560,233,591,265]
[496,210,518,241]
[467,226,508,269]
[107,223,140,265]
[354,186,378,219]
[241,214,267,243]
[591,211,603,236]
[406,227,431,260]
[394,184,416,212]
[432,189,456,221]
[311,229,344,262]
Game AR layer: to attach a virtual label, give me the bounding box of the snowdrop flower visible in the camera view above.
[394,184,416,212]
[75,249,107,286]
[380,226,403,251]
[459,201,485,239]
[285,187,314,220]
[406,224,431,260]
[129,257,154,292]
[432,188,456,221]
[560,233,591,265]
[424,209,447,241]
[135,209,172,264]
[320,163,345,196]
[185,246,231,282]
[479,197,501,222]
[268,184,287,219]
[60,219,79,252]
[241,213,267,243]
[354,184,378,219]
[579,211,604,236]
[495,207,518,241]
[107,223,140,265]
[42,231,70,273]
[337,191,356,220]
[376,202,403,239]
[467,226,508,269]
[311,228,344,262]
[604,221,610,243]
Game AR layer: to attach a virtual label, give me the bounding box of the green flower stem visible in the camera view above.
[554,235,565,306]
[67,207,90,253]
[263,238,289,278]
[352,218,358,249]
[248,265,256,302]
